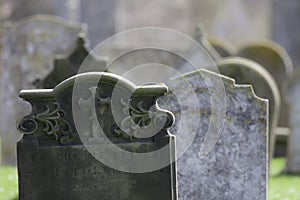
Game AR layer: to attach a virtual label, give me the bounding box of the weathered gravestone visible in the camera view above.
[238,41,293,138]
[217,57,280,161]
[0,15,84,165]
[41,35,108,89]
[238,41,293,156]
[285,68,300,173]
[208,37,236,58]
[17,72,177,199]
[158,69,268,199]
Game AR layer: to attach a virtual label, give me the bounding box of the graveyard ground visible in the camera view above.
[0,158,299,200]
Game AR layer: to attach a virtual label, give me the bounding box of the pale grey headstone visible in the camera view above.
[159,69,268,200]
[217,57,280,161]
[238,41,293,128]
[0,15,84,165]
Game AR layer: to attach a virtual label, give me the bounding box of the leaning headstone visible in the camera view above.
[0,15,84,165]
[285,68,300,173]
[159,69,268,199]
[17,72,177,199]
[217,57,280,161]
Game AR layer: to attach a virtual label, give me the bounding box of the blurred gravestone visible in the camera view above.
[238,41,293,126]
[41,35,108,89]
[273,0,300,68]
[159,69,268,199]
[238,41,293,156]
[80,0,118,47]
[208,37,236,58]
[5,0,81,22]
[217,57,280,161]
[285,69,300,173]
[0,15,84,165]
[17,72,176,200]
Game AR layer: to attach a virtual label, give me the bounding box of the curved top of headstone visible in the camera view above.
[208,37,237,58]
[4,14,84,54]
[18,72,174,145]
[159,68,268,199]
[217,57,280,149]
[238,40,294,90]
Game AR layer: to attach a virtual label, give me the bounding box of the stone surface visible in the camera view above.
[238,40,293,128]
[217,57,280,160]
[272,0,300,68]
[285,69,300,173]
[41,35,108,89]
[208,37,236,57]
[17,72,177,199]
[115,0,272,47]
[159,69,268,199]
[0,15,84,165]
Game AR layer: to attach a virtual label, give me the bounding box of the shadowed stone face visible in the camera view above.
[17,72,177,200]
[285,69,300,173]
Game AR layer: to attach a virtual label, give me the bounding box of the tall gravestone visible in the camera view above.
[17,72,177,199]
[0,15,84,165]
[238,41,293,134]
[285,69,300,173]
[217,57,280,161]
[41,35,108,89]
[159,69,268,199]
[238,41,294,157]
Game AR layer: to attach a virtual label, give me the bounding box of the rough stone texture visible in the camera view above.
[285,69,300,173]
[217,57,279,161]
[17,72,177,199]
[238,41,293,128]
[159,69,268,200]
[0,15,83,165]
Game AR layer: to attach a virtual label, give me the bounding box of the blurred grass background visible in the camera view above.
[0,158,299,200]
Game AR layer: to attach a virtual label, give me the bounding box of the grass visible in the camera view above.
[0,166,18,200]
[269,158,300,200]
[0,158,299,200]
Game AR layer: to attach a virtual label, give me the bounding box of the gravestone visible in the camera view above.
[208,37,236,58]
[17,72,177,199]
[159,69,268,199]
[217,57,280,161]
[41,35,108,89]
[238,41,293,126]
[285,68,300,173]
[0,15,84,165]
[238,42,293,156]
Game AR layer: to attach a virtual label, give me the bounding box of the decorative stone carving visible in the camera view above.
[17,72,176,200]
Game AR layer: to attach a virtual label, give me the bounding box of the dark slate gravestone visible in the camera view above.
[17,72,177,200]
[40,35,108,89]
